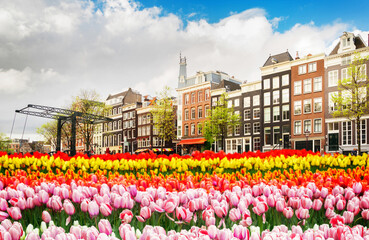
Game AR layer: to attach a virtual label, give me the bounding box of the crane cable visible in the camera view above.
[9,112,17,139]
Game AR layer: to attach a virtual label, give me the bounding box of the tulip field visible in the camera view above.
[2,150,369,240]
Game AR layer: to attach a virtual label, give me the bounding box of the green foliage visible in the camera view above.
[151,86,176,152]
[331,53,369,154]
[0,133,12,152]
[201,93,241,150]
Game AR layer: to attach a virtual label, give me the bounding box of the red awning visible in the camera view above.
[178,138,206,145]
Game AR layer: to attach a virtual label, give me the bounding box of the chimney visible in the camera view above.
[295,51,300,60]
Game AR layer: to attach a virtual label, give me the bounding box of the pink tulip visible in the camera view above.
[214,204,228,218]
[63,200,75,215]
[42,211,51,223]
[32,196,41,207]
[137,206,152,222]
[283,207,293,219]
[0,198,8,211]
[81,199,90,212]
[176,206,192,223]
[325,207,336,219]
[217,228,232,240]
[99,203,112,217]
[320,188,329,198]
[343,211,354,224]
[38,190,49,204]
[1,219,12,230]
[229,208,241,222]
[300,196,312,210]
[7,207,22,220]
[9,222,23,240]
[119,209,133,224]
[188,200,197,212]
[2,232,12,240]
[49,196,63,211]
[275,199,285,212]
[0,210,9,221]
[98,219,112,235]
[295,207,309,220]
[288,197,301,209]
[163,197,178,213]
[336,199,346,211]
[70,226,82,239]
[312,199,323,211]
[234,225,249,239]
[360,196,369,209]
[250,232,260,240]
[207,225,217,239]
[88,201,99,217]
[353,182,362,194]
[361,209,369,220]
[72,190,82,203]
[26,231,40,240]
[252,201,268,216]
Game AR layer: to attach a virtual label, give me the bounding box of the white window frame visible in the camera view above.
[264,108,271,123]
[303,99,312,114]
[342,121,352,145]
[282,89,289,103]
[328,70,338,87]
[298,65,307,75]
[273,106,280,122]
[313,77,322,92]
[264,92,270,106]
[282,74,289,86]
[294,81,302,95]
[313,119,322,133]
[360,120,367,145]
[253,95,260,106]
[294,101,302,115]
[314,97,322,113]
[253,123,261,134]
[244,97,250,108]
[308,62,317,73]
[273,76,279,89]
[282,105,289,121]
[273,90,280,104]
[303,79,312,94]
[244,123,251,135]
[253,108,260,120]
[234,99,240,107]
[294,121,302,135]
[264,79,270,89]
[304,119,312,133]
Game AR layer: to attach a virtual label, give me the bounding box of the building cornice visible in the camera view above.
[176,81,211,93]
[325,47,369,61]
[291,53,325,66]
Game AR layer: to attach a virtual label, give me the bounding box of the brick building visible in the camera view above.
[291,53,325,153]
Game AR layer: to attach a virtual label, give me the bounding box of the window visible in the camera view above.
[234,99,240,107]
[294,81,302,95]
[264,127,271,145]
[359,64,367,81]
[244,123,251,135]
[303,79,312,93]
[328,122,339,131]
[227,99,233,108]
[294,121,302,135]
[198,124,202,135]
[264,92,270,106]
[264,108,271,123]
[198,107,203,118]
[308,62,317,72]
[341,68,348,82]
[244,97,250,107]
[185,94,189,105]
[198,91,202,102]
[314,119,322,133]
[298,65,307,75]
[360,120,367,145]
[184,125,189,136]
[244,109,251,120]
[212,97,217,106]
[328,70,338,87]
[227,126,233,136]
[342,121,352,145]
[191,124,196,135]
[191,93,196,103]
[273,90,280,104]
[253,95,260,106]
[282,74,289,86]
[254,137,261,151]
[314,98,322,112]
[294,101,302,115]
[342,37,351,47]
[273,127,280,145]
[253,108,260,119]
[253,123,261,134]
[264,79,270,89]
[282,89,289,103]
[273,106,280,122]
[304,120,312,133]
[205,105,210,117]
[191,108,196,119]
[205,89,210,100]
[342,56,351,65]
[303,99,312,114]
[282,105,289,121]
[273,77,279,89]
[235,124,240,136]
[328,92,338,112]
[313,77,322,92]
[185,109,189,120]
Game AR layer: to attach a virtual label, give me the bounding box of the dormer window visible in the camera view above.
[342,37,351,48]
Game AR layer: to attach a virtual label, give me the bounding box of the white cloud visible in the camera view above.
[0,0,365,140]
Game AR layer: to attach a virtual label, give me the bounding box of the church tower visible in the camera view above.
[178,53,187,87]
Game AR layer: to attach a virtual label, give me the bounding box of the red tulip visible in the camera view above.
[119,209,133,224]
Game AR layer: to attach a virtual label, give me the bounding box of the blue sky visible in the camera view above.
[136,0,369,31]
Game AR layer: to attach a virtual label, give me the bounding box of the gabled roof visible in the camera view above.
[263,51,293,67]
[329,34,367,56]
[106,88,130,101]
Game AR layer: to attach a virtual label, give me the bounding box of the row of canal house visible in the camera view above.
[178,32,369,154]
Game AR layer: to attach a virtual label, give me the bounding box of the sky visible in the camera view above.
[0,0,368,141]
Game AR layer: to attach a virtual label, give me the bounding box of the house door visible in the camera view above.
[314,140,320,153]
[328,133,339,151]
[244,138,251,152]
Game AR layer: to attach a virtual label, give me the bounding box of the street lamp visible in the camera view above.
[305,129,311,151]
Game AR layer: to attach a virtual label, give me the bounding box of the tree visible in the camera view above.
[70,90,109,153]
[36,120,71,151]
[202,93,240,151]
[332,53,369,155]
[0,133,12,153]
[151,86,176,154]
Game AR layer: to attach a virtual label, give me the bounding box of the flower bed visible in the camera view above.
[1,150,369,240]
